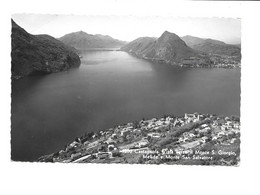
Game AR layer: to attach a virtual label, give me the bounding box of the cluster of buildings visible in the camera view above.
[179,54,241,68]
[209,55,241,68]
[39,113,240,165]
[176,115,240,151]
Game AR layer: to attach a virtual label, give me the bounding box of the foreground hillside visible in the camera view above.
[11,20,81,79]
[121,31,240,68]
[59,31,126,49]
[39,113,240,166]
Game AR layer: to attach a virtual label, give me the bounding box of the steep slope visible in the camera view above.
[59,31,126,49]
[11,19,81,79]
[121,31,211,66]
[120,37,156,56]
[181,35,241,57]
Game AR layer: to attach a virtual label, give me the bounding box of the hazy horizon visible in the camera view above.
[12,14,241,44]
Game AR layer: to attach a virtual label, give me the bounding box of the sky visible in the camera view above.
[12,14,241,44]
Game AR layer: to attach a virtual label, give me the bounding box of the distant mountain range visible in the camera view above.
[59,31,127,49]
[11,20,81,79]
[181,35,241,57]
[121,31,211,66]
[11,21,241,76]
[121,31,241,67]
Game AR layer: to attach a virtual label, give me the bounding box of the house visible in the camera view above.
[147,133,161,138]
[221,126,227,131]
[164,120,171,125]
[198,114,206,120]
[69,141,79,148]
[88,140,99,148]
[151,118,157,122]
[233,123,240,129]
[111,133,117,139]
[165,116,173,122]
[200,136,209,143]
[173,119,178,126]
[192,117,199,123]
[225,117,231,121]
[184,113,189,119]
[156,120,164,126]
[217,131,225,137]
[71,153,81,160]
[231,129,240,134]
[199,127,211,134]
[180,140,201,149]
[178,137,188,143]
[121,128,131,136]
[108,144,115,151]
[230,138,237,144]
[104,139,116,145]
[212,122,218,127]
[200,124,208,129]
[154,127,160,131]
[189,133,196,138]
[96,152,111,159]
[217,119,226,126]
[135,141,148,148]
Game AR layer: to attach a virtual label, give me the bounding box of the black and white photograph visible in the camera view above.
[11,14,241,165]
[1,0,260,194]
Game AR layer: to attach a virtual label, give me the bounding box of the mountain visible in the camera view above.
[120,37,157,55]
[11,19,81,79]
[59,31,127,49]
[121,31,211,66]
[181,35,241,57]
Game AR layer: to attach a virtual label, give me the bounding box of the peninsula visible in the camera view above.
[121,31,241,68]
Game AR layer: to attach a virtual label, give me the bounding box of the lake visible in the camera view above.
[11,50,240,161]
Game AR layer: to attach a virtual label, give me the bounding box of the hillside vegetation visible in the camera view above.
[11,19,81,79]
[59,31,126,49]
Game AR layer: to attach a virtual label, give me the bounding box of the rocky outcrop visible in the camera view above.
[11,19,81,79]
[59,31,127,49]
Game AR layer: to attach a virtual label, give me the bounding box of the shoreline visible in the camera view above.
[121,50,241,69]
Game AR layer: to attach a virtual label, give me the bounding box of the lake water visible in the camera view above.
[11,50,240,161]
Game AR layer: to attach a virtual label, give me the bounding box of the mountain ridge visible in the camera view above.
[181,35,241,57]
[11,19,81,79]
[121,31,211,66]
[59,31,127,49]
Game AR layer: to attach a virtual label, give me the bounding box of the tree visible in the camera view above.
[133,121,140,129]
[231,115,240,122]
[87,131,94,139]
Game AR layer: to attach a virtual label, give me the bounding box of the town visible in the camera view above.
[132,52,240,69]
[38,113,240,165]
[180,54,240,68]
